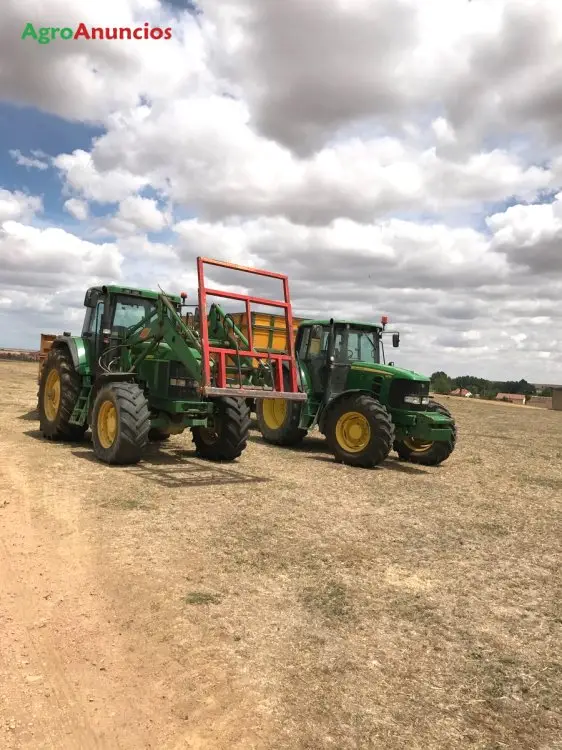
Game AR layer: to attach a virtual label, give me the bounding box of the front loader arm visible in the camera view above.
[208,304,250,350]
[208,303,275,382]
[125,294,203,380]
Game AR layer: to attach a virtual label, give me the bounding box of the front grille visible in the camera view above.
[168,361,198,399]
[388,378,430,410]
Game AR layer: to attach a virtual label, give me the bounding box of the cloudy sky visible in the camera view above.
[1,0,561,382]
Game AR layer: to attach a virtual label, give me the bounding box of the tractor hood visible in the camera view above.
[349,362,429,382]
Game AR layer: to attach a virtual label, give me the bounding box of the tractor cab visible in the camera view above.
[295,318,399,397]
[81,285,182,374]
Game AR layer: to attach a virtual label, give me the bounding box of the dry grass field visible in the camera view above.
[0,360,561,749]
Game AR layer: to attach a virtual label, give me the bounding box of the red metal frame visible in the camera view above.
[196,256,306,401]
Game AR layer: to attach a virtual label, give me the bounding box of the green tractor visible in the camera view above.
[254,316,457,468]
[37,257,306,465]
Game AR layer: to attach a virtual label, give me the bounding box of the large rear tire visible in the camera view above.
[255,369,307,446]
[325,393,394,468]
[191,396,251,461]
[91,383,150,465]
[38,346,86,442]
[394,400,456,466]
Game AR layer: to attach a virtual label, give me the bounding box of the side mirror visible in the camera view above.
[392,333,400,348]
[84,289,96,308]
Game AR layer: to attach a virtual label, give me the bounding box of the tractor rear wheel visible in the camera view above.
[325,393,394,468]
[255,367,307,446]
[91,383,150,465]
[38,346,86,442]
[256,396,307,449]
[394,400,457,466]
[191,396,251,461]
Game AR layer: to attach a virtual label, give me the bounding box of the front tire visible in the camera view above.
[38,346,86,442]
[191,396,251,461]
[325,393,394,468]
[91,383,150,465]
[394,400,457,466]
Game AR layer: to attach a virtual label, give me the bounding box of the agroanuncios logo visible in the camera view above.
[21,22,172,44]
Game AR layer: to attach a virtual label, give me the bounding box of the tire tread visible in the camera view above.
[325,393,394,468]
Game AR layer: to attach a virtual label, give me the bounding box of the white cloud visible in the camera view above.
[0,221,122,296]
[0,189,43,223]
[1,0,562,381]
[9,149,49,170]
[54,99,556,226]
[0,0,212,124]
[203,0,562,156]
[487,192,562,273]
[53,149,149,203]
[115,195,168,232]
[63,198,90,221]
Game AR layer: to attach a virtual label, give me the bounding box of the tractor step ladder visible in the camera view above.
[197,256,307,401]
[69,379,92,425]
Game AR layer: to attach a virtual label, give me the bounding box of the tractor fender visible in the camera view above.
[52,336,90,376]
[317,389,379,434]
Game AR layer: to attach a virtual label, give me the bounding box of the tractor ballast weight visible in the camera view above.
[37,256,305,465]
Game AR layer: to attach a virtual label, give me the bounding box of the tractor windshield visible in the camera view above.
[113,295,157,331]
[334,326,380,364]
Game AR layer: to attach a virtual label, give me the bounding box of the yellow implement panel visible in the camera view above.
[38,333,57,383]
[229,312,303,352]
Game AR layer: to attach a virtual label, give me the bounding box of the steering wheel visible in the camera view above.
[347,349,354,358]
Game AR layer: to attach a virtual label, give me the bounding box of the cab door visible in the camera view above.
[330,326,353,395]
[81,293,106,374]
[302,325,331,395]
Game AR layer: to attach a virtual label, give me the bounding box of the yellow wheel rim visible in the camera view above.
[44,369,61,421]
[97,400,118,449]
[335,411,371,453]
[262,399,287,430]
[403,437,434,453]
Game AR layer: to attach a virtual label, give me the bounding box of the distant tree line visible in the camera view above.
[0,350,40,362]
[430,372,553,401]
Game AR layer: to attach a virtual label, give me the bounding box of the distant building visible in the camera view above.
[531,395,553,409]
[450,387,472,397]
[496,392,527,405]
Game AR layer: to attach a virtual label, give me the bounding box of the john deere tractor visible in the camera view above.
[37,257,305,465]
[254,317,456,468]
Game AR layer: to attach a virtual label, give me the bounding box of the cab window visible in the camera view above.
[112,296,156,330]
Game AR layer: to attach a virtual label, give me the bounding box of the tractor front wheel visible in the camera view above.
[394,400,457,466]
[191,396,251,461]
[91,383,150,465]
[38,346,86,442]
[325,394,394,468]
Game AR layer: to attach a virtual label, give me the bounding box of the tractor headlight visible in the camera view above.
[404,395,430,406]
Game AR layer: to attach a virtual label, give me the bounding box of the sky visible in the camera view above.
[0,0,562,382]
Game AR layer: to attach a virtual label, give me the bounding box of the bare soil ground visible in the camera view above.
[1,360,560,750]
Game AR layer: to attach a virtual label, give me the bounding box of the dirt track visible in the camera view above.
[1,361,561,749]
